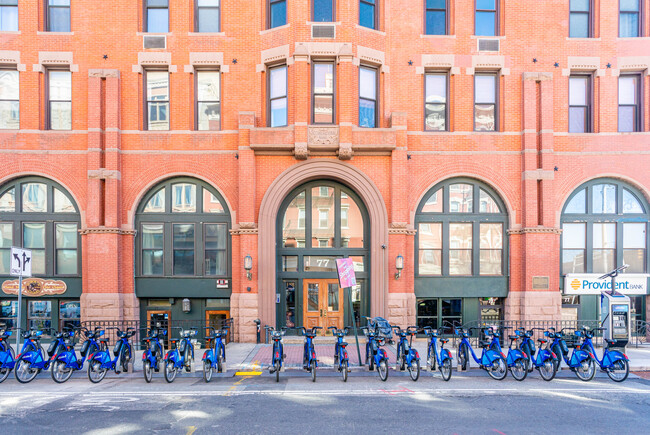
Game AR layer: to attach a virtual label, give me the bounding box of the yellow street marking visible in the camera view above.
[186,426,196,435]
[234,371,262,376]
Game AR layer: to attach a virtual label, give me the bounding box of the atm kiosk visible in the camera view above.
[600,291,631,349]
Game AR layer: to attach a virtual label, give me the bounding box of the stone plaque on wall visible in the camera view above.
[532,276,549,290]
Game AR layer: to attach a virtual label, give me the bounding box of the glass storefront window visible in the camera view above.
[479,223,502,275]
[59,300,80,331]
[205,223,227,276]
[284,281,296,327]
[55,223,78,274]
[341,191,364,248]
[173,224,195,275]
[480,297,502,322]
[623,223,646,273]
[28,300,52,331]
[282,256,298,272]
[418,223,442,275]
[304,256,338,272]
[449,223,472,275]
[0,300,17,329]
[142,224,164,275]
[562,223,586,274]
[592,222,616,273]
[417,299,438,330]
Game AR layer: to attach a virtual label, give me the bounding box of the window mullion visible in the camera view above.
[442,220,449,276]
[305,188,313,249]
[585,221,593,273]
[334,186,341,248]
[164,222,172,276]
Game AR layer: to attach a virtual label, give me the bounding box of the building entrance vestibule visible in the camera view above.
[303,279,344,333]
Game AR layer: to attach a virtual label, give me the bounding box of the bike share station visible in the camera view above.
[600,266,633,349]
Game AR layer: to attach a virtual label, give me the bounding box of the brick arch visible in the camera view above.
[554,173,650,227]
[258,159,389,327]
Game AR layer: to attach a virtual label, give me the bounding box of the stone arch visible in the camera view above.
[258,160,389,326]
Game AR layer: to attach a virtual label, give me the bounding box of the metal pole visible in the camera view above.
[348,287,362,366]
[16,274,22,350]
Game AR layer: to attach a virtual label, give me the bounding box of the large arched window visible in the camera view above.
[135,178,230,277]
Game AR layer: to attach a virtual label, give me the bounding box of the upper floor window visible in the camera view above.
[145,0,168,33]
[47,0,70,32]
[313,0,334,22]
[475,0,497,36]
[269,0,287,29]
[145,70,169,131]
[268,65,288,127]
[620,0,640,37]
[196,0,220,32]
[0,177,80,277]
[0,70,19,129]
[359,66,378,128]
[48,70,71,130]
[425,72,447,131]
[569,75,591,133]
[196,70,220,131]
[474,73,497,131]
[569,0,591,38]
[313,62,335,124]
[0,0,18,31]
[426,0,446,35]
[619,74,641,132]
[359,0,376,30]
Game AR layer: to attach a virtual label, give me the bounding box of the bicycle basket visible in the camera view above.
[80,340,90,356]
[179,339,187,354]
[47,340,59,357]
[113,340,122,357]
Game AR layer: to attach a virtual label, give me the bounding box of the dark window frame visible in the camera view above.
[619,0,641,37]
[144,0,169,33]
[568,74,592,133]
[144,69,170,131]
[0,68,19,129]
[473,72,498,132]
[195,69,221,131]
[424,70,449,131]
[313,0,335,22]
[46,68,72,131]
[195,0,220,32]
[267,63,288,127]
[0,0,18,31]
[312,60,336,125]
[425,0,447,35]
[569,0,592,38]
[359,0,377,30]
[268,0,287,29]
[475,0,498,36]
[45,0,71,32]
[358,65,379,128]
[618,73,643,132]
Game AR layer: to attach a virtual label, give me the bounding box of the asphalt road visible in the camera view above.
[1,369,649,434]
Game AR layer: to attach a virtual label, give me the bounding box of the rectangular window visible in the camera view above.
[593,222,616,273]
[47,0,70,32]
[418,222,442,275]
[359,0,376,29]
[619,75,641,132]
[479,223,502,275]
[426,0,446,35]
[313,0,334,22]
[620,0,640,37]
[313,62,335,124]
[196,0,220,32]
[0,300,17,329]
[475,0,496,36]
[569,76,590,133]
[268,65,288,127]
[562,222,586,274]
[55,223,77,275]
[359,66,377,128]
[340,206,349,228]
[196,71,220,131]
[425,72,447,131]
[416,298,438,330]
[449,223,472,275]
[205,223,227,276]
[474,74,496,131]
[146,0,169,33]
[298,208,305,229]
[319,209,328,228]
[48,70,71,130]
[441,299,462,333]
[624,223,646,273]
[269,0,287,29]
[173,223,195,275]
[28,300,51,331]
[146,70,169,131]
[0,222,11,274]
[59,300,80,331]
[142,224,163,275]
[0,0,18,31]
[570,0,591,38]
[23,222,45,274]
[0,69,19,129]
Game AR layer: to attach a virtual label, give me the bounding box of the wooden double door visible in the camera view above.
[303,279,344,334]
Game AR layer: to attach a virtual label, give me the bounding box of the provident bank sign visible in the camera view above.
[564,274,649,295]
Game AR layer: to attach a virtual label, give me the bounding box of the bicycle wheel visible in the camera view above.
[143,361,153,383]
[551,344,563,371]
[87,360,107,383]
[164,361,177,383]
[378,360,388,381]
[217,353,223,373]
[120,346,131,373]
[487,357,508,381]
[510,358,528,381]
[458,343,469,370]
[408,359,420,381]
[440,358,452,381]
[607,359,629,383]
[0,347,15,383]
[14,357,39,384]
[522,343,533,372]
[575,357,596,382]
[203,360,213,383]
[274,360,280,383]
[51,360,73,383]
[311,363,316,382]
[428,354,436,371]
[342,360,348,382]
[538,358,556,381]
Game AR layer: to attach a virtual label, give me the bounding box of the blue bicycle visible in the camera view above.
[393,325,420,381]
[163,327,197,383]
[266,326,288,382]
[516,328,557,381]
[489,327,528,381]
[141,327,166,383]
[202,325,228,383]
[548,327,596,381]
[14,329,67,383]
[298,326,321,382]
[0,328,14,383]
[87,327,136,383]
[362,325,389,381]
[456,327,507,380]
[423,327,452,381]
[50,327,103,383]
[328,326,351,382]
[580,327,630,382]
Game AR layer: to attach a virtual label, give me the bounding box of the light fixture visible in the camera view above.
[395,254,404,279]
[244,255,253,280]
[182,298,191,313]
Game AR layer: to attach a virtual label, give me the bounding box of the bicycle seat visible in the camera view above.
[440,338,449,344]
[508,335,518,340]
[537,338,547,344]
[605,338,617,346]
[479,340,491,347]
[99,339,108,344]
[305,333,317,339]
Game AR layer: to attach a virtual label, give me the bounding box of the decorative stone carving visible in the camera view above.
[230,222,258,235]
[388,222,417,235]
[294,142,309,160]
[308,126,339,148]
[337,143,353,160]
[507,227,562,235]
[79,228,136,235]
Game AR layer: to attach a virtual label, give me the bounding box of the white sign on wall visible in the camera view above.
[564,274,648,295]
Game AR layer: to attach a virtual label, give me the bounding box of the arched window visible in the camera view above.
[135,178,230,277]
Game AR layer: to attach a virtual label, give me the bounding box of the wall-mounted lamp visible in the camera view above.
[395,254,404,279]
[244,255,253,280]
[182,298,191,313]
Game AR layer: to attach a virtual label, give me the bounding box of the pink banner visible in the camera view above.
[335,258,357,288]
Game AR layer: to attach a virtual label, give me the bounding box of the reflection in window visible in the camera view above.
[422,189,442,213]
[624,223,646,273]
[449,184,473,212]
[312,187,334,248]
[418,223,442,275]
[172,183,196,212]
[269,65,288,127]
[449,223,472,275]
[474,74,496,131]
[23,223,45,274]
[620,0,640,37]
[142,224,164,275]
[269,0,287,28]
[307,283,319,312]
[562,222,586,274]
[283,191,305,247]
[570,0,590,38]
[47,0,70,32]
[569,76,590,133]
[619,75,640,132]
[54,188,75,213]
[197,71,221,131]
[593,223,616,273]
[0,0,18,32]
[426,0,446,35]
[479,189,499,213]
[623,189,644,214]
[313,0,334,22]
[146,70,169,130]
[205,223,227,275]
[425,73,447,131]
[59,300,81,330]
[143,188,165,213]
[313,63,335,124]
[0,223,11,274]
[0,300,17,329]
[359,66,377,128]
[197,0,220,32]
[341,191,364,248]
[359,0,376,29]
[146,0,169,33]
[28,301,51,331]
[22,183,47,212]
[0,187,15,212]
[203,190,225,213]
[480,223,502,275]
[173,224,195,275]
[475,0,497,36]
[0,69,19,129]
[592,184,616,214]
[48,70,72,130]
[565,188,586,214]
[55,223,77,274]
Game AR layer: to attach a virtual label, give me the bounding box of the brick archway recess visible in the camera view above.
[258,159,389,327]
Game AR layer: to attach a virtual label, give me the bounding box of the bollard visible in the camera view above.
[254,319,261,344]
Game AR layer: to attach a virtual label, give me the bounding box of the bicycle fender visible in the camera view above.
[537,349,554,363]
[409,349,420,361]
[19,351,40,364]
[441,349,452,362]
[202,350,213,361]
[165,350,180,364]
[507,349,526,366]
[482,349,501,366]
[570,349,590,366]
[603,350,627,366]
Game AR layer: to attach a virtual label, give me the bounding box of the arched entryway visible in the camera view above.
[276,180,369,329]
